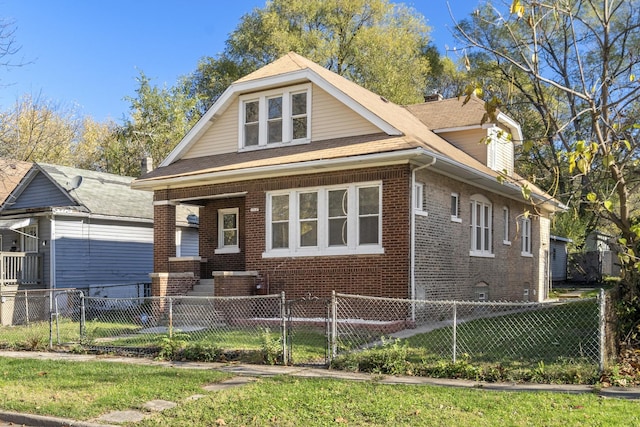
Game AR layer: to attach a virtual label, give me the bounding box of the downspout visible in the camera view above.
[410,156,436,312]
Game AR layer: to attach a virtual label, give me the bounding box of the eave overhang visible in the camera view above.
[134,148,564,213]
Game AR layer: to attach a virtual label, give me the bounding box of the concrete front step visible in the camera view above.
[188,280,214,297]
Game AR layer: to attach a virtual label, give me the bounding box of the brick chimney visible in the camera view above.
[141,157,153,175]
[424,93,443,102]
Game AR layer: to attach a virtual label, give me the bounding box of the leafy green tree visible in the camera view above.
[113,72,199,176]
[457,0,640,298]
[185,0,432,114]
[0,93,79,164]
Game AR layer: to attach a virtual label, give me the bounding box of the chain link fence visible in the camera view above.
[333,293,601,369]
[0,288,608,373]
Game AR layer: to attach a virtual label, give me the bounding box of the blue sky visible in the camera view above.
[1,1,480,123]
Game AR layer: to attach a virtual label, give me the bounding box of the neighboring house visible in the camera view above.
[0,162,199,298]
[132,52,564,303]
[569,231,621,282]
[550,235,571,282]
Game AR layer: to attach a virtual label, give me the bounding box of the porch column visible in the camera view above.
[153,200,177,273]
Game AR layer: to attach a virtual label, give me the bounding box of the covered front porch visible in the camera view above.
[152,193,256,298]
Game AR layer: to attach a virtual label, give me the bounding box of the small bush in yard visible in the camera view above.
[260,328,283,365]
[332,339,414,376]
[182,343,222,362]
[157,334,188,360]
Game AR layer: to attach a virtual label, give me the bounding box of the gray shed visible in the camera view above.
[550,235,571,282]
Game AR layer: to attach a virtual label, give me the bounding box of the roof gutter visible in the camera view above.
[136,146,563,211]
[133,148,426,191]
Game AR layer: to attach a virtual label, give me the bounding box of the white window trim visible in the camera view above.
[175,229,182,257]
[21,224,38,253]
[451,192,461,223]
[521,216,533,257]
[414,182,426,216]
[216,208,240,254]
[238,83,311,150]
[469,195,493,257]
[264,181,384,258]
[503,206,511,245]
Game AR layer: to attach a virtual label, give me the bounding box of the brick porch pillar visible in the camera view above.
[153,201,177,273]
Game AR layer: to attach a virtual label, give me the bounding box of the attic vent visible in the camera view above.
[380,96,389,103]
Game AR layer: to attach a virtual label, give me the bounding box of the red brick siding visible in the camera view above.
[150,273,197,298]
[153,203,176,272]
[199,198,246,278]
[214,275,257,297]
[414,168,541,301]
[153,164,412,299]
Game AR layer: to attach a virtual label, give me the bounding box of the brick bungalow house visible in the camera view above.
[132,52,563,302]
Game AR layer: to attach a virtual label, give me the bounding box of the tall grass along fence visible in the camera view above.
[0,288,611,376]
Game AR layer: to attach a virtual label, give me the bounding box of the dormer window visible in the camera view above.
[239,84,311,149]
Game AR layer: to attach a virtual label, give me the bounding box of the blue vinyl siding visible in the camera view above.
[179,227,199,256]
[53,217,153,290]
[10,172,74,210]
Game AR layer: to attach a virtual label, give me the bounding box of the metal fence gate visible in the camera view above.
[286,295,331,366]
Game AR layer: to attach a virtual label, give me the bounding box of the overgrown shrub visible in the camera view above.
[182,343,222,362]
[260,328,283,365]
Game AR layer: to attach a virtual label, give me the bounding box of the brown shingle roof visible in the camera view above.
[141,133,409,181]
[405,96,489,130]
[135,53,560,210]
[0,158,32,207]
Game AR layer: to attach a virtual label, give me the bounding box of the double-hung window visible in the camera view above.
[240,84,310,149]
[503,206,511,245]
[469,195,493,257]
[216,208,240,253]
[521,216,532,256]
[265,182,383,257]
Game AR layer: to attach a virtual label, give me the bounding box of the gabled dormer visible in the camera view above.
[160,53,405,165]
[406,95,522,177]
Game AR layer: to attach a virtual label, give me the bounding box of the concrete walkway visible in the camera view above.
[0,350,639,426]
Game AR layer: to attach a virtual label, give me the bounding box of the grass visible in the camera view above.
[333,301,602,383]
[0,356,230,420]
[0,299,603,383]
[1,356,638,426]
[134,376,640,427]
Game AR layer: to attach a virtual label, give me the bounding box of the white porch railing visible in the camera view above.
[0,252,43,286]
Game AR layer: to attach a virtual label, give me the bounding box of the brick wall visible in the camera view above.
[150,272,198,298]
[213,272,258,297]
[153,202,176,272]
[414,168,547,302]
[200,198,246,277]
[154,164,411,299]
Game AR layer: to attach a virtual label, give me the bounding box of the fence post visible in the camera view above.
[25,291,29,325]
[280,291,287,365]
[54,292,60,345]
[599,288,606,372]
[330,290,337,361]
[80,291,86,341]
[452,301,457,364]
[49,311,54,349]
[168,297,173,339]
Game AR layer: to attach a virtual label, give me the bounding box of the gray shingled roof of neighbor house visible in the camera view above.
[36,163,154,220]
